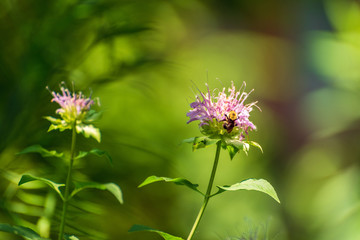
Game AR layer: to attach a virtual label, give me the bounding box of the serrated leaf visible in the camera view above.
[70,182,123,204]
[139,176,203,195]
[216,178,280,203]
[182,136,220,151]
[18,174,64,201]
[75,149,112,165]
[129,224,184,240]
[0,223,49,240]
[76,124,101,142]
[18,145,64,158]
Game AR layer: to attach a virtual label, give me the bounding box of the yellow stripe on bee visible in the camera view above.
[229,111,237,120]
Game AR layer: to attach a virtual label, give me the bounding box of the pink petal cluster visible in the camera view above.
[49,84,94,123]
[187,82,258,139]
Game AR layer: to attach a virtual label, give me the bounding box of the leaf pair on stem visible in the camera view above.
[15,144,123,240]
[130,139,280,240]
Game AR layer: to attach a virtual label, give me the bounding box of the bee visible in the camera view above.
[223,111,238,133]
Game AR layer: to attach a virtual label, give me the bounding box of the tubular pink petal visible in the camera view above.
[187,81,259,140]
[48,85,95,124]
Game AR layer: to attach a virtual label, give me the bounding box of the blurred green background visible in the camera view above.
[1,0,360,239]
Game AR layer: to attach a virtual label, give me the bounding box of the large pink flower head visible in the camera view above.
[46,82,101,142]
[49,83,95,124]
[187,81,259,141]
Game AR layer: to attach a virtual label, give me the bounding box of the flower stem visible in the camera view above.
[58,124,77,240]
[186,141,221,240]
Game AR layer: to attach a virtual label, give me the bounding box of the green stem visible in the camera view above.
[58,124,77,240]
[186,141,221,240]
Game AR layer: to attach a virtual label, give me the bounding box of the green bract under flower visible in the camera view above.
[45,83,101,142]
[200,118,242,140]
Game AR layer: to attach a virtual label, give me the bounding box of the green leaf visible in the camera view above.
[182,136,220,151]
[216,178,280,203]
[139,176,203,195]
[74,151,88,160]
[18,174,64,201]
[226,145,239,160]
[83,110,102,123]
[244,141,263,153]
[224,140,263,158]
[70,181,123,204]
[76,124,101,142]
[75,149,112,165]
[48,124,71,132]
[182,137,197,144]
[64,234,79,240]
[18,145,64,158]
[0,223,49,240]
[44,116,62,125]
[44,116,71,132]
[129,225,184,240]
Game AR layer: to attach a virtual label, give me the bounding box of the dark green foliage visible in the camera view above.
[139,175,204,196]
[18,145,64,159]
[75,149,113,165]
[0,223,48,240]
[0,0,167,239]
[19,174,65,200]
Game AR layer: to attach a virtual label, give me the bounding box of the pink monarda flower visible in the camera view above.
[187,82,258,140]
[48,83,95,124]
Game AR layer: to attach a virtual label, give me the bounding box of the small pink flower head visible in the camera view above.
[48,82,97,124]
[187,81,259,140]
